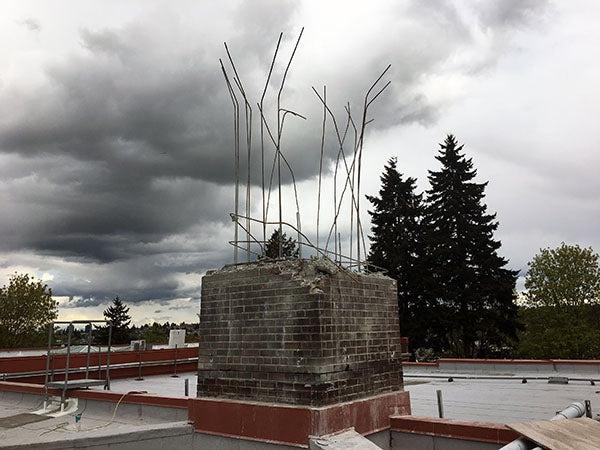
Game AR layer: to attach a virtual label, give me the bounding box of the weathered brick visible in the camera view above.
[197,259,404,406]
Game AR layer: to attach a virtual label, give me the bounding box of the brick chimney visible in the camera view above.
[197,259,404,407]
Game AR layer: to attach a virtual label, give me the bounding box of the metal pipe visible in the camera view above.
[436,390,444,418]
[500,401,587,450]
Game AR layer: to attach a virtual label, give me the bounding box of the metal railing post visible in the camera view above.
[436,389,444,418]
[61,323,73,408]
[585,400,592,418]
[171,344,179,378]
[136,344,144,381]
[105,323,112,390]
[85,322,92,380]
[43,321,54,408]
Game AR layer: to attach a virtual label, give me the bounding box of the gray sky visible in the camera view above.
[1,0,598,324]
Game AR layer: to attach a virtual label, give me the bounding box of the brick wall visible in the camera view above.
[198,259,404,406]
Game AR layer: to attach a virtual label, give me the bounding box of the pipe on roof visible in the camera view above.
[499,401,586,450]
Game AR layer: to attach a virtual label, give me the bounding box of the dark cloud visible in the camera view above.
[0,0,549,310]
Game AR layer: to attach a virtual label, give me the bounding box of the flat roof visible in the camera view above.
[0,390,188,448]
[405,377,595,423]
[95,370,598,424]
[97,371,197,398]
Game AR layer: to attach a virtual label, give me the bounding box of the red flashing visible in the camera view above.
[71,389,189,409]
[402,361,438,367]
[189,391,411,447]
[0,381,59,396]
[390,415,519,444]
[552,359,600,365]
[439,358,554,365]
[311,391,411,437]
[0,380,188,409]
[189,398,311,447]
[402,358,600,367]
[0,347,198,376]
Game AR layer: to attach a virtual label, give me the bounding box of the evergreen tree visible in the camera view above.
[422,135,518,357]
[97,297,132,345]
[263,229,299,259]
[366,157,425,351]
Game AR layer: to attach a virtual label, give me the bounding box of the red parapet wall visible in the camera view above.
[6,361,198,384]
[188,390,411,447]
[0,381,189,409]
[390,415,519,445]
[0,347,198,382]
[0,380,411,448]
[403,357,600,368]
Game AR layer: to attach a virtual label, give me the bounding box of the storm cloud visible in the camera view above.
[3,0,598,320]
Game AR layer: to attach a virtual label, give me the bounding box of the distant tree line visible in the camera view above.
[92,297,201,346]
[0,284,199,348]
[368,134,600,359]
[518,243,600,359]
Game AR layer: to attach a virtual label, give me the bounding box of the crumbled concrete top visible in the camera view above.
[211,257,390,280]
[206,257,392,294]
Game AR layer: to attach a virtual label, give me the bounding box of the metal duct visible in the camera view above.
[499,401,586,450]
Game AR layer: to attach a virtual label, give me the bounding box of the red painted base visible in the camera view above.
[188,390,411,447]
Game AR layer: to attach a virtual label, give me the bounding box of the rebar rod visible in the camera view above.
[259,33,283,255]
[311,88,361,253]
[258,105,303,224]
[347,104,358,263]
[229,213,388,274]
[317,86,326,250]
[276,27,304,257]
[356,65,391,270]
[220,60,240,264]
[224,44,253,262]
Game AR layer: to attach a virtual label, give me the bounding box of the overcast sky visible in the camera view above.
[1,0,599,324]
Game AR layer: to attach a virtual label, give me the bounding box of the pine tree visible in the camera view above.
[367,157,425,350]
[422,135,518,357]
[263,229,299,259]
[97,297,132,345]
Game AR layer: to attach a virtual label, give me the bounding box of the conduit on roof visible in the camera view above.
[499,401,586,450]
